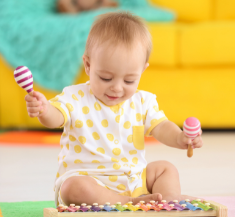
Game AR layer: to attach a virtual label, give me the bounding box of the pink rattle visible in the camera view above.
[14,66,43,113]
[14,66,34,96]
[183,117,201,158]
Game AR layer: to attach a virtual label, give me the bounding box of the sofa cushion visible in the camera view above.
[180,22,235,66]
[149,0,213,22]
[215,0,235,20]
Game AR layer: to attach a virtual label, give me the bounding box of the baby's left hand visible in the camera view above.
[177,130,203,149]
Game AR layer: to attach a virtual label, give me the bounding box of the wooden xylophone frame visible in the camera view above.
[44,200,228,217]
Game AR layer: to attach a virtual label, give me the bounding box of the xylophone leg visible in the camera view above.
[207,200,228,217]
[44,208,58,217]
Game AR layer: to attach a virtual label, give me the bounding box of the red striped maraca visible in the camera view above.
[14,66,34,96]
[183,117,201,158]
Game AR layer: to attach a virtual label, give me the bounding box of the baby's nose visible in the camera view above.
[111,83,122,92]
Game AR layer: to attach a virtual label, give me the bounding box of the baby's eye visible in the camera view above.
[125,80,134,84]
[100,77,112,82]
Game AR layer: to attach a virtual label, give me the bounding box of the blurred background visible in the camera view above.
[0,0,234,211]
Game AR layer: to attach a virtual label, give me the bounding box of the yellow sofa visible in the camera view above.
[1,0,235,129]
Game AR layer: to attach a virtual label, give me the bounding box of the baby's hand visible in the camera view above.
[177,130,203,149]
[25,91,49,118]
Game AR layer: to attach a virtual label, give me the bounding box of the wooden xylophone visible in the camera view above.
[44,199,228,217]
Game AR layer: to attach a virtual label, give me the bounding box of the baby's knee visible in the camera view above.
[61,176,96,205]
[148,160,179,176]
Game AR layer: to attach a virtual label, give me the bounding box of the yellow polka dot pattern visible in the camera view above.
[109,176,118,182]
[132,157,138,164]
[74,145,82,153]
[121,157,128,162]
[94,102,101,111]
[72,94,78,101]
[98,165,106,169]
[106,134,114,141]
[75,119,83,128]
[101,119,108,127]
[74,159,83,163]
[63,161,67,168]
[97,147,105,154]
[110,105,119,114]
[136,113,142,122]
[111,158,119,162]
[79,171,88,175]
[115,115,120,123]
[78,90,84,97]
[92,132,100,140]
[113,163,121,170]
[153,105,159,112]
[78,136,86,144]
[112,148,121,156]
[130,102,135,109]
[82,106,89,114]
[129,150,137,155]
[117,184,126,191]
[92,160,100,163]
[69,135,76,141]
[66,103,74,114]
[54,87,167,197]
[141,97,145,104]
[123,121,131,129]
[127,135,133,143]
[86,119,93,127]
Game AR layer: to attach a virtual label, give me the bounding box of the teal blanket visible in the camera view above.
[0,0,175,91]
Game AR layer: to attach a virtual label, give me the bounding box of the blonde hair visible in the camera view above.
[85,11,152,62]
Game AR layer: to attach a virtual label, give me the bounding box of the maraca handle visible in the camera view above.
[187,145,193,158]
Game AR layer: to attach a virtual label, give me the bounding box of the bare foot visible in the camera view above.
[131,193,162,205]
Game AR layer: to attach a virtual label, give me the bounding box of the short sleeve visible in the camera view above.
[144,95,168,136]
[49,88,72,128]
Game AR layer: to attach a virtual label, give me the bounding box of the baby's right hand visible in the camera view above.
[25,91,49,118]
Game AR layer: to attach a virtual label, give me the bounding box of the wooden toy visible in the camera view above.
[44,199,228,217]
[14,66,34,95]
[183,117,201,158]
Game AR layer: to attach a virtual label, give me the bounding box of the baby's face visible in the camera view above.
[83,41,149,106]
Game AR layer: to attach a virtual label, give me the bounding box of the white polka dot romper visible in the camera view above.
[50,81,167,206]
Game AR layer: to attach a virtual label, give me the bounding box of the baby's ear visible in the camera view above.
[83,55,91,76]
[142,62,149,72]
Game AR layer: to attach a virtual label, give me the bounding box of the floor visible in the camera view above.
[0,132,234,202]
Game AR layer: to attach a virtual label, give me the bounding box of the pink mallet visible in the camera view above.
[14,66,34,96]
[183,117,201,158]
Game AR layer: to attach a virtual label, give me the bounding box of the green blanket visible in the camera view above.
[0,0,175,91]
[0,201,55,217]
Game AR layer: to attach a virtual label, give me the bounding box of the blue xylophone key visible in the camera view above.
[179,200,203,211]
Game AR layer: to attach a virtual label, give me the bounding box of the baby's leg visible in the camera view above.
[61,176,162,206]
[146,160,200,202]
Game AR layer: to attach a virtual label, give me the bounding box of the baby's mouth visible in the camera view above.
[106,94,119,100]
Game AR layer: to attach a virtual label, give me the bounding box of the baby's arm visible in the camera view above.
[151,120,203,149]
[25,91,64,128]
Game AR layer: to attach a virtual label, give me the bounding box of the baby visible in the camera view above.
[25,12,203,207]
